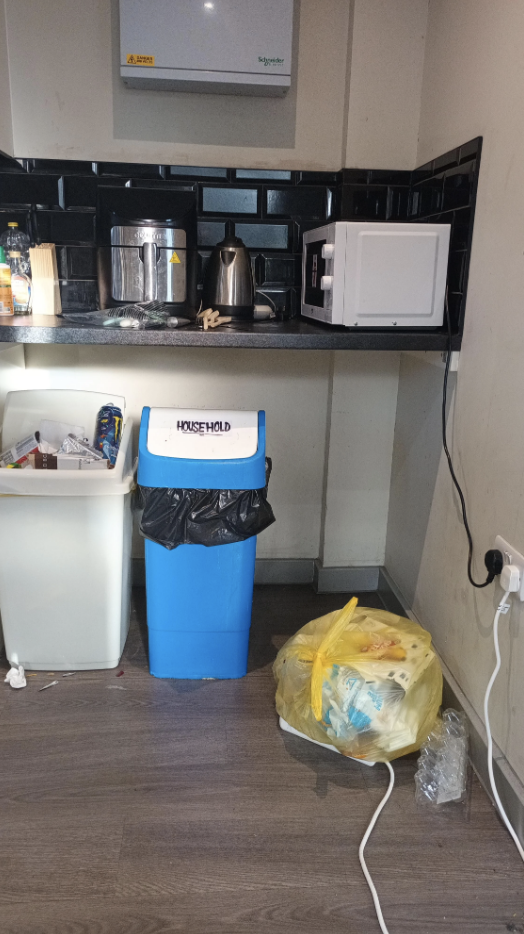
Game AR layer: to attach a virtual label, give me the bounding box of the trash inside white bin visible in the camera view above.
[0,390,135,670]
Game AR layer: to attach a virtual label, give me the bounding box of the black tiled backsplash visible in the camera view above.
[446,211,471,251]
[0,153,26,174]
[235,222,290,250]
[170,165,228,179]
[34,211,95,245]
[340,167,412,223]
[96,177,132,189]
[236,169,292,181]
[97,162,165,178]
[0,173,61,208]
[0,140,481,331]
[433,150,459,173]
[458,139,479,163]
[447,250,466,294]
[341,185,389,220]
[266,187,330,220]
[126,178,195,190]
[0,209,30,231]
[387,187,410,219]
[56,246,97,280]
[412,161,434,182]
[256,255,301,287]
[342,168,412,186]
[24,159,96,176]
[197,221,227,247]
[297,171,340,186]
[406,138,482,334]
[410,178,443,216]
[368,169,412,185]
[201,186,259,215]
[59,175,98,211]
[60,280,99,312]
[442,163,476,212]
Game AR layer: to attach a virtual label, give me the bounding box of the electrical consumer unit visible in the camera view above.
[120,0,294,96]
[302,221,451,328]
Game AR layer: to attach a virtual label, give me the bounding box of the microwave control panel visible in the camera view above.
[301,222,345,325]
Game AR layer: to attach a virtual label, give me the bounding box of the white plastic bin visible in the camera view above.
[0,390,135,670]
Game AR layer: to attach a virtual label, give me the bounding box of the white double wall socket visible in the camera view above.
[495,535,524,601]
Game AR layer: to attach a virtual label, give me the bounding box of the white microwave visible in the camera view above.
[301,221,451,328]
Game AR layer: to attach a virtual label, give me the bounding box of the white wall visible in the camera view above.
[3,0,430,172]
[0,345,25,413]
[0,345,24,651]
[0,1,434,570]
[22,345,403,571]
[386,0,524,782]
[5,0,353,170]
[322,352,400,566]
[344,0,428,169]
[0,1,13,155]
[23,345,331,560]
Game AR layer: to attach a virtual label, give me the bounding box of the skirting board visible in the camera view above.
[255,559,314,585]
[314,560,380,593]
[379,567,524,846]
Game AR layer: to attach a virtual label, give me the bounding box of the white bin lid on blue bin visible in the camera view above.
[147,408,259,460]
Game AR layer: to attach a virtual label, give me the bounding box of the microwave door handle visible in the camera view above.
[142,241,158,301]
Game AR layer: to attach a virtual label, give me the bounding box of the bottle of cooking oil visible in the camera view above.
[0,222,31,275]
[0,246,14,316]
[9,251,31,313]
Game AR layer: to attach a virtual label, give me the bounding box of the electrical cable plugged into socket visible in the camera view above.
[482,541,524,863]
[440,295,524,860]
[494,535,524,601]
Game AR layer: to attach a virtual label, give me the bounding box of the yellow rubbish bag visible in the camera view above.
[274,596,442,763]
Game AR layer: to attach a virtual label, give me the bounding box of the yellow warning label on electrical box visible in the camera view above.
[169,252,181,264]
[126,54,155,66]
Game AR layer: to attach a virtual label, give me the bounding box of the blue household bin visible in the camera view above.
[138,407,266,679]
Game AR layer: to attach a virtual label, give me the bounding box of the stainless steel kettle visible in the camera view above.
[202,221,254,318]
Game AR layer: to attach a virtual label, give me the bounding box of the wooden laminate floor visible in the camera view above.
[1,585,523,934]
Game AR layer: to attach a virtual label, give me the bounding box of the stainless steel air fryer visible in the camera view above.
[111,224,186,304]
[97,186,198,316]
[202,222,254,318]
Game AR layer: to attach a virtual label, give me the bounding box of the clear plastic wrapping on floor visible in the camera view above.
[414,708,468,805]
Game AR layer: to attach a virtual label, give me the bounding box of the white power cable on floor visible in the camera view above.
[358,585,524,934]
[483,589,524,863]
[359,761,395,934]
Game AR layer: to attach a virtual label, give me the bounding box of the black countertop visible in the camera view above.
[0,315,460,351]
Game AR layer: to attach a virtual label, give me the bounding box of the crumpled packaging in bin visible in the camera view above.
[274,597,442,763]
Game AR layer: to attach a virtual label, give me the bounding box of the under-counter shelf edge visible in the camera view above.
[0,315,461,351]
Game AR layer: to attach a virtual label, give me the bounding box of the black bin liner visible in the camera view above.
[138,458,275,550]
